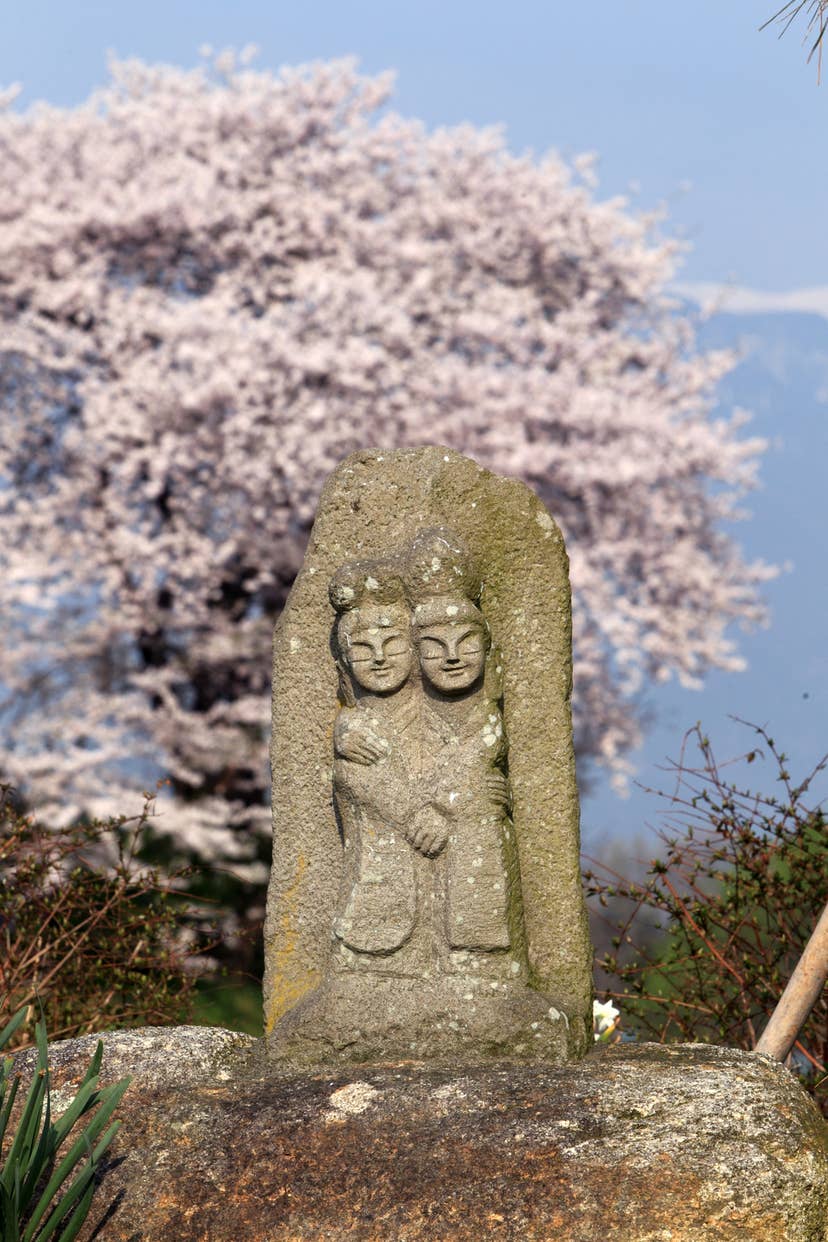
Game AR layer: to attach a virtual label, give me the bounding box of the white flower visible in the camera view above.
[593,998,620,1040]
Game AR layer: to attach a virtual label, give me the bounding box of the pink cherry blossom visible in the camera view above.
[0,53,774,874]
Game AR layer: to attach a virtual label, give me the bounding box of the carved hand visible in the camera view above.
[406,809,450,858]
[334,719,390,766]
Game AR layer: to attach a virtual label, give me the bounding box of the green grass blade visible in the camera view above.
[0,1074,20,1150]
[47,1043,107,1147]
[51,1122,122,1242]
[23,1080,129,1241]
[53,1178,95,1242]
[0,1011,28,1053]
[4,1018,50,1181]
[74,1044,103,1095]
[47,1083,99,1150]
[27,1148,94,1242]
[1,1177,22,1242]
[2,1072,46,1184]
[20,1023,56,1203]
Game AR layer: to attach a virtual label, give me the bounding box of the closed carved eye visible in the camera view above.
[418,628,484,661]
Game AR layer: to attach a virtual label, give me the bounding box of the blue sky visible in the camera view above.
[3,1,826,843]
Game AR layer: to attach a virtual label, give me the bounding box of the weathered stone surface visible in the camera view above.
[14,1027,827,1241]
[263,446,592,1063]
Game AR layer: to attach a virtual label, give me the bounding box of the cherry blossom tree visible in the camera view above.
[0,52,773,878]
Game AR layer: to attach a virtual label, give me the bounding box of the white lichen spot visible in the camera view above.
[289,636,302,652]
[340,585,355,601]
[443,455,451,462]
[466,876,475,885]
[472,857,483,868]
[492,881,503,892]
[364,576,379,591]
[482,731,497,747]
[308,566,317,575]
[448,791,458,805]
[511,960,520,974]
[327,1082,380,1116]
[446,605,459,617]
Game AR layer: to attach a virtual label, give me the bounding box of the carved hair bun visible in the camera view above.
[403,527,480,604]
[328,557,405,613]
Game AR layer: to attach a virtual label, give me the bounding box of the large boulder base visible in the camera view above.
[12,1027,827,1241]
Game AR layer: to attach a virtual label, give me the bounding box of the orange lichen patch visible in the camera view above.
[264,853,318,1033]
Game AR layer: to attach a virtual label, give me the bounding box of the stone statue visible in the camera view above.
[263,446,593,1065]
[328,529,517,977]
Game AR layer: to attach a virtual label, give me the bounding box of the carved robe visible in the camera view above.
[419,696,512,952]
[332,691,511,957]
[332,694,420,953]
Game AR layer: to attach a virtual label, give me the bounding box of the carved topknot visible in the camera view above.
[328,557,405,613]
[402,527,480,604]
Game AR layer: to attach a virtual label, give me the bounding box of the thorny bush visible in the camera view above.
[0,785,208,1048]
[584,721,827,1113]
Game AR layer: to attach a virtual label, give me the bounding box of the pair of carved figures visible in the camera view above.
[329,528,519,976]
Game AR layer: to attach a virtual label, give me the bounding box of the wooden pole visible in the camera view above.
[755,900,828,1062]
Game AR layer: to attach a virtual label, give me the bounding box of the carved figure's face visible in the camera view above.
[416,621,487,693]
[341,604,413,694]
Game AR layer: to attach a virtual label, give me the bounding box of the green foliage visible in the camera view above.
[192,977,262,1037]
[584,721,827,1112]
[0,1008,129,1241]
[0,787,201,1045]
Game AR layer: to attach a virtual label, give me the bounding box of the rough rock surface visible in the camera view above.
[13,1027,827,1241]
[263,446,592,1056]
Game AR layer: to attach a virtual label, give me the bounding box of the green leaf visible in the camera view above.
[53,1180,95,1242]
[0,1012,28,1054]
[0,1073,20,1151]
[2,1071,46,1187]
[24,1079,129,1241]
[27,1141,94,1242]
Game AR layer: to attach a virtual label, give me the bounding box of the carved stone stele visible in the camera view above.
[263,446,592,1065]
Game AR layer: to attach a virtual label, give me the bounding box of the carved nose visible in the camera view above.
[444,655,461,666]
